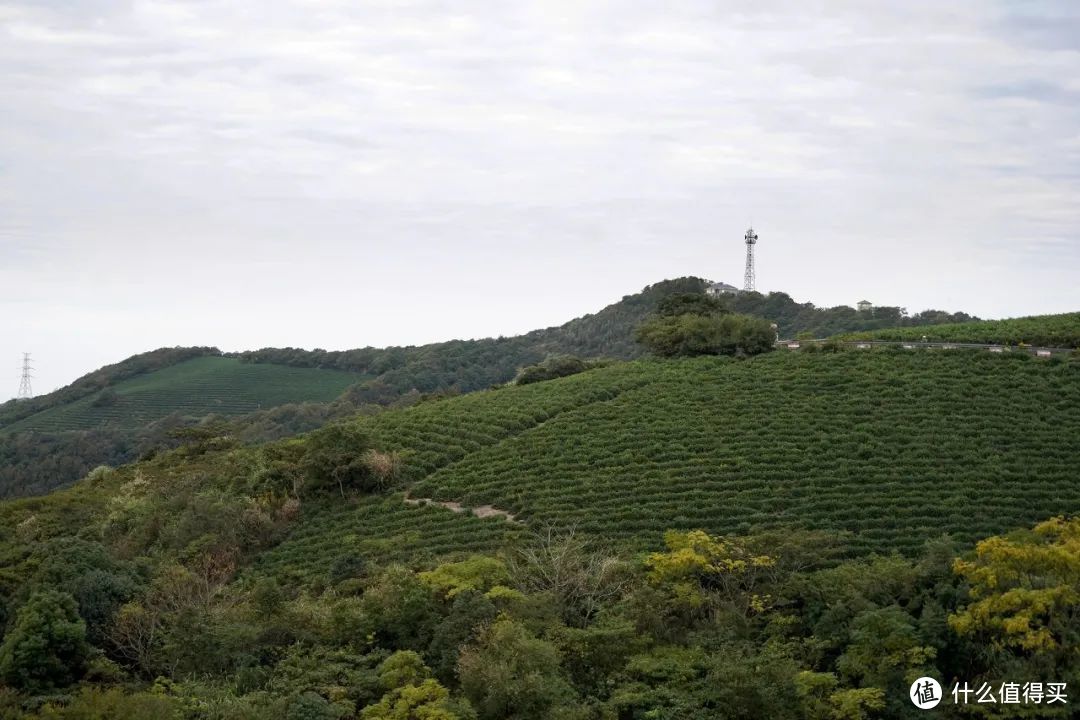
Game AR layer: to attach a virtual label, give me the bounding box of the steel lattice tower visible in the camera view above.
[743,226,758,292]
[17,353,33,400]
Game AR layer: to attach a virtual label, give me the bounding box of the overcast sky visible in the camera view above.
[2,1,1079,396]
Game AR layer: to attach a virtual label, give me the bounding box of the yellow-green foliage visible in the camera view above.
[646,529,775,613]
[419,557,510,599]
[950,516,1080,653]
[361,679,460,720]
[827,688,886,720]
[362,653,461,720]
[794,672,885,720]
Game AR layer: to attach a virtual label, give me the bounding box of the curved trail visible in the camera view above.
[404,495,519,523]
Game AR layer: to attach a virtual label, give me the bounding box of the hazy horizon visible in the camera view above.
[4,1,1079,396]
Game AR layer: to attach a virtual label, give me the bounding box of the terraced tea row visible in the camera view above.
[355,362,650,477]
[836,311,1080,347]
[250,495,525,581]
[409,351,1080,556]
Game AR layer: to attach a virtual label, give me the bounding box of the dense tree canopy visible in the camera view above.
[642,313,776,356]
[0,589,91,694]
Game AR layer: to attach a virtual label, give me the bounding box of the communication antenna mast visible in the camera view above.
[743,226,758,292]
[17,353,34,400]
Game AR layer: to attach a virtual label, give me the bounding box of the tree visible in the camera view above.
[656,293,728,318]
[301,422,379,496]
[950,516,1080,665]
[515,356,593,385]
[419,556,510,599]
[646,529,777,620]
[635,313,775,357]
[28,537,140,647]
[361,652,465,720]
[361,565,440,651]
[508,526,630,625]
[0,590,91,694]
[427,591,498,685]
[361,679,463,720]
[835,606,936,687]
[457,618,575,720]
[287,691,351,720]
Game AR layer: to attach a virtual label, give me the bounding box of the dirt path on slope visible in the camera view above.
[404,495,519,523]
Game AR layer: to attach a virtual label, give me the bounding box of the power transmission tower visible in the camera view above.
[17,353,34,400]
[743,226,758,292]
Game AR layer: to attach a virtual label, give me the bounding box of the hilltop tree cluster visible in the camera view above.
[635,293,776,357]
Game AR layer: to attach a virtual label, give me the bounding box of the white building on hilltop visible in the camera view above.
[705,281,741,297]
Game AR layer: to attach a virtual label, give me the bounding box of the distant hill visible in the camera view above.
[234,279,977,404]
[835,312,1080,347]
[1,278,977,432]
[0,346,218,430]
[0,278,708,437]
[0,278,979,498]
[3,356,365,434]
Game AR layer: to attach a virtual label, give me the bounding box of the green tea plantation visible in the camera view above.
[4,356,365,433]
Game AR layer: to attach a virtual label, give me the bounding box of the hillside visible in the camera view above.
[0,347,218,430]
[835,311,1080,347]
[285,349,1080,561]
[4,357,365,434]
[2,349,1079,717]
[15,349,1079,567]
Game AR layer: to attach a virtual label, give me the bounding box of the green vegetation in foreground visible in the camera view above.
[1,351,1080,717]
[4,356,365,434]
[836,311,1080,347]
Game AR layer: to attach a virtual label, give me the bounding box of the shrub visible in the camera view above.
[0,590,91,694]
[515,356,592,385]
